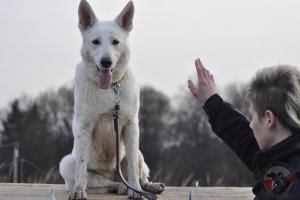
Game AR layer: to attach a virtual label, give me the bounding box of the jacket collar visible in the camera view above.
[255,133,300,169]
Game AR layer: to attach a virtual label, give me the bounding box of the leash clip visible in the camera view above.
[112,83,121,104]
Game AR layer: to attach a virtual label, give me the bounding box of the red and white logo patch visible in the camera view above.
[260,162,296,199]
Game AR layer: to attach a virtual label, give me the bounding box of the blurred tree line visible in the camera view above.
[0,82,253,186]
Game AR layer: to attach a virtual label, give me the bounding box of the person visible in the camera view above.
[188,58,300,199]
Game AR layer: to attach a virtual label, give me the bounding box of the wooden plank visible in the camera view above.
[0,183,254,200]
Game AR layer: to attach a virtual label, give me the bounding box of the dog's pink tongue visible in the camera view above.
[99,69,112,89]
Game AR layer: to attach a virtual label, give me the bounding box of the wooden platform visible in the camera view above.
[0,183,254,200]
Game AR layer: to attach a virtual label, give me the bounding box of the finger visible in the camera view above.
[204,69,210,79]
[197,58,207,71]
[195,58,207,77]
[196,58,209,79]
[188,80,197,96]
[195,58,203,79]
[207,70,213,80]
[211,74,214,82]
[209,73,213,81]
[208,72,214,83]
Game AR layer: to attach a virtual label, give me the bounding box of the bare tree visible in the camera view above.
[223,82,250,118]
[0,85,74,183]
[139,86,171,178]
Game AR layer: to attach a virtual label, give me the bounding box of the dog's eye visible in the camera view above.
[92,39,100,45]
[112,40,119,45]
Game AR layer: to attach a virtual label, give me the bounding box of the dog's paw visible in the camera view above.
[128,190,142,199]
[142,182,165,194]
[117,183,128,195]
[69,188,87,200]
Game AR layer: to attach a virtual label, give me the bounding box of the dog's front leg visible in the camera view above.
[69,124,93,200]
[123,118,142,199]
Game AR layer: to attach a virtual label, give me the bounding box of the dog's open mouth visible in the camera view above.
[98,69,112,89]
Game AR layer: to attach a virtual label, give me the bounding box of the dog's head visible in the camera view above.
[78,0,134,89]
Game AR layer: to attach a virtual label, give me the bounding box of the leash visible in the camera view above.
[112,84,157,200]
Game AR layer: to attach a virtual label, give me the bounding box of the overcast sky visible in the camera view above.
[1,0,300,108]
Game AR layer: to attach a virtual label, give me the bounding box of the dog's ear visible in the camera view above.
[78,0,97,31]
[115,1,134,32]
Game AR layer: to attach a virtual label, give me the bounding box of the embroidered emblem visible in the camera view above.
[260,162,296,199]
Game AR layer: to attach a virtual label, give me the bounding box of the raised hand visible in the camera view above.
[188,58,217,105]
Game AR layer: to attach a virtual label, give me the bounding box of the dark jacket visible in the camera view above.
[203,94,300,200]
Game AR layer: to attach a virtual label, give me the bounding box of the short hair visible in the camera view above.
[246,64,300,132]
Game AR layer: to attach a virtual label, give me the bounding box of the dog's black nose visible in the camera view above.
[100,57,112,68]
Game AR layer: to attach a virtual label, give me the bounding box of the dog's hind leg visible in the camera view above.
[87,171,128,195]
[138,151,166,194]
[60,155,128,195]
[59,154,76,191]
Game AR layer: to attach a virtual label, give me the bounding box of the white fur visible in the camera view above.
[59,1,164,199]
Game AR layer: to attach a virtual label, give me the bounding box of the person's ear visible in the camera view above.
[265,110,276,128]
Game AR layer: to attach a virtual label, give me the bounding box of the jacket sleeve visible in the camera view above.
[203,94,259,172]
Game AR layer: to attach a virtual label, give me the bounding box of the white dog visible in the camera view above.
[59,0,165,199]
